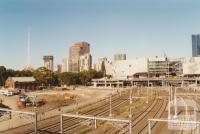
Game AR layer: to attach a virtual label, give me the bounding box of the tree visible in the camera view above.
[33,67,59,86]
[60,69,104,86]
[15,70,33,77]
[0,66,6,86]
[60,72,79,86]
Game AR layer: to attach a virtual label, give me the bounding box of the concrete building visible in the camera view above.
[56,64,62,73]
[68,42,91,72]
[95,57,107,72]
[5,77,37,91]
[105,58,148,80]
[61,57,69,72]
[92,63,96,70]
[182,57,200,77]
[169,58,183,76]
[79,53,92,72]
[148,57,169,78]
[114,53,126,61]
[192,34,200,57]
[43,55,54,71]
[104,57,183,79]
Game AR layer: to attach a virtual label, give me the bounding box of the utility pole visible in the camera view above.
[75,96,78,114]
[129,106,132,118]
[129,88,132,104]
[168,95,171,119]
[129,119,132,134]
[60,113,63,134]
[148,120,151,134]
[174,87,177,118]
[34,112,37,134]
[146,87,149,104]
[109,93,112,117]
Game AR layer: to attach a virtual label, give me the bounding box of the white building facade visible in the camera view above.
[105,58,148,80]
[61,57,69,72]
[182,57,200,75]
[79,54,92,72]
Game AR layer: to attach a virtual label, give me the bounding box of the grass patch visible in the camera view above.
[79,127,92,134]
[115,99,144,116]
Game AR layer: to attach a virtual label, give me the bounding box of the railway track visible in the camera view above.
[36,93,126,131]
[2,90,132,134]
[152,93,199,134]
[40,94,129,133]
[104,90,167,134]
[2,88,165,134]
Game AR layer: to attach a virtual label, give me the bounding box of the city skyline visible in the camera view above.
[1,0,200,70]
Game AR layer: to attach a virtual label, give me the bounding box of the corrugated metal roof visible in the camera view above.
[11,77,36,82]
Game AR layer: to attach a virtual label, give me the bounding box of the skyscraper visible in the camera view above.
[192,34,200,57]
[114,53,126,61]
[68,42,91,72]
[43,55,54,71]
[61,57,69,72]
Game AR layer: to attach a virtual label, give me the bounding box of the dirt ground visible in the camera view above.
[0,87,114,112]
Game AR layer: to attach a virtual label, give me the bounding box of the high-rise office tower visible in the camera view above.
[61,57,69,72]
[95,57,107,72]
[114,53,126,61]
[43,55,54,71]
[192,34,200,57]
[68,42,91,72]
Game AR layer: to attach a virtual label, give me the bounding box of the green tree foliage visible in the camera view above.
[0,66,7,86]
[60,69,104,86]
[0,66,103,87]
[33,67,59,86]
[15,70,33,77]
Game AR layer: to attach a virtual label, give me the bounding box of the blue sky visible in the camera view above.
[0,0,200,70]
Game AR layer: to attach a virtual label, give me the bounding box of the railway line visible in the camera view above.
[1,88,177,134]
[99,90,167,134]
[2,90,135,134]
[152,92,199,134]
[40,94,129,134]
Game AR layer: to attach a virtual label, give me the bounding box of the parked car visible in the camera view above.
[0,89,6,95]
[1,88,20,96]
[3,90,13,96]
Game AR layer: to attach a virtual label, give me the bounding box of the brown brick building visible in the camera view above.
[5,77,38,91]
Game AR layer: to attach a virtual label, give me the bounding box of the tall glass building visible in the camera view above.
[68,42,90,72]
[192,34,200,57]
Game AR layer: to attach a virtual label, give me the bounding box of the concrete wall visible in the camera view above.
[182,57,200,75]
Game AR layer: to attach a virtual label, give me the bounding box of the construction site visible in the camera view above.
[0,83,200,134]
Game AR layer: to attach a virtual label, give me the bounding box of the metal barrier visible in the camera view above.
[0,108,37,134]
[148,118,200,134]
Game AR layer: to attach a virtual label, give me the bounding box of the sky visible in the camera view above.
[0,0,200,70]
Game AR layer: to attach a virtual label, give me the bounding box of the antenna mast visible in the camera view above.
[26,28,31,67]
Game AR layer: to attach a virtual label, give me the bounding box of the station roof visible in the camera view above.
[10,77,36,82]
